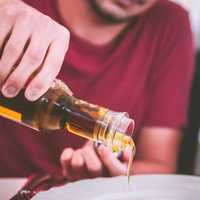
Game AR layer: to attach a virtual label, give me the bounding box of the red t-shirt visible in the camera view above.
[0,0,194,176]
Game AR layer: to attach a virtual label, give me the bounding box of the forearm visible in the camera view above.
[0,0,21,4]
[133,160,177,174]
[0,0,21,5]
[0,0,12,3]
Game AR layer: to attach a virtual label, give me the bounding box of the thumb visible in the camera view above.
[123,147,132,164]
[97,145,127,176]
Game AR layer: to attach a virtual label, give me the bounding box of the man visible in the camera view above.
[0,0,194,181]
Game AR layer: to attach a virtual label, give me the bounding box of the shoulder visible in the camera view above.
[144,0,191,37]
[148,0,189,22]
[128,0,191,41]
[140,0,192,50]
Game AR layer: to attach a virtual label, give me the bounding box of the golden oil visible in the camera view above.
[0,79,135,181]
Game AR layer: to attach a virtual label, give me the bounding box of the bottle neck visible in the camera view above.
[96,112,134,150]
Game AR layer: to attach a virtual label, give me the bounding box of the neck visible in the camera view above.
[57,0,128,45]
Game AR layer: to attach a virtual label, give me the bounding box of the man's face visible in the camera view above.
[90,0,158,22]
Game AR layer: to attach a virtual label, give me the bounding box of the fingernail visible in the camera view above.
[26,88,40,101]
[2,85,18,97]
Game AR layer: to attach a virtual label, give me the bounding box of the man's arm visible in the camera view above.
[0,0,70,101]
[133,127,182,174]
[0,0,11,4]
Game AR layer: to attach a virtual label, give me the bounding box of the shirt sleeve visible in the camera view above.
[143,9,195,129]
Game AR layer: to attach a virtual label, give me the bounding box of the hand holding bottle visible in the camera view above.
[0,0,70,101]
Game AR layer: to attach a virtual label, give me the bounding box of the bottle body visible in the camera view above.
[0,81,108,139]
[0,80,134,140]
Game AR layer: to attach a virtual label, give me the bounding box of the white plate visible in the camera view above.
[33,175,200,200]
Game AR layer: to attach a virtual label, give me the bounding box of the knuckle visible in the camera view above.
[62,27,70,38]
[6,43,21,55]
[1,2,27,18]
[3,6,17,18]
[41,15,52,29]
[19,10,44,27]
[1,2,33,23]
[18,9,33,22]
[27,51,43,65]
[51,24,70,46]
[43,15,52,24]
[18,9,29,18]
[58,26,70,42]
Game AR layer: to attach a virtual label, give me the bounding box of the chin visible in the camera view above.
[89,0,157,23]
[89,0,135,23]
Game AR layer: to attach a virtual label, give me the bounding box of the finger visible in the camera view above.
[0,19,30,89]
[82,146,103,178]
[97,145,127,176]
[1,31,50,98]
[0,21,11,52]
[52,79,73,96]
[60,148,74,177]
[123,147,132,163]
[70,150,85,180]
[25,36,69,101]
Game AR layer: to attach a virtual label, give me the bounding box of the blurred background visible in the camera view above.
[172,0,200,175]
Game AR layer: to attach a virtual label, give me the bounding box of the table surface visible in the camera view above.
[34,175,200,200]
[1,175,200,200]
[0,178,27,199]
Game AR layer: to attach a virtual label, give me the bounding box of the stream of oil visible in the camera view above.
[111,132,136,184]
[127,140,136,184]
